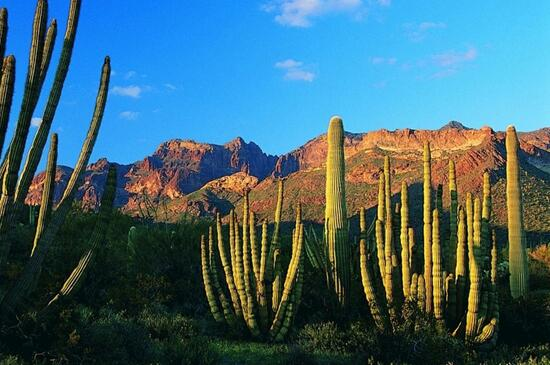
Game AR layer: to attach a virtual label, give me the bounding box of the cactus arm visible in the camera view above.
[0,8,7,62]
[242,192,260,336]
[432,209,445,323]
[46,165,116,307]
[465,198,482,340]
[37,19,57,94]
[31,133,57,256]
[0,0,48,266]
[250,210,261,285]
[57,57,110,206]
[423,141,433,313]
[359,207,390,332]
[481,172,492,269]
[216,213,242,320]
[400,182,410,298]
[269,179,283,314]
[200,234,224,323]
[0,56,15,156]
[375,218,386,287]
[449,160,458,273]
[410,273,418,301]
[270,223,304,339]
[417,274,426,311]
[15,0,82,207]
[232,210,248,320]
[455,205,467,319]
[446,273,456,327]
[408,227,415,273]
[257,219,269,330]
[208,226,237,328]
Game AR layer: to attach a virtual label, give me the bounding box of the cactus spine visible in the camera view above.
[423,141,433,313]
[324,116,350,309]
[505,125,528,299]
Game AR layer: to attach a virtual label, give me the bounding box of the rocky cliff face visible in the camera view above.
[25,123,550,240]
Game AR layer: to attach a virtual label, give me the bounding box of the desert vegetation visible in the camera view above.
[0,1,548,364]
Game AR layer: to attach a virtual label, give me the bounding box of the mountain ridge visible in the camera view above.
[25,122,550,242]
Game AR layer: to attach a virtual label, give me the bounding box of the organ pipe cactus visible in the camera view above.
[201,184,305,341]
[506,125,529,299]
[423,141,433,313]
[432,209,444,324]
[358,153,501,347]
[0,0,111,315]
[448,160,458,273]
[400,182,410,298]
[324,116,350,309]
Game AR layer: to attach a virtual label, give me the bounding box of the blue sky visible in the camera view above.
[3,0,550,167]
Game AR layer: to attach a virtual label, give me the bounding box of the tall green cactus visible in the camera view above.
[448,160,458,273]
[324,116,350,309]
[432,209,444,323]
[0,0,110,316]
[423,141,433,313]
[506,125,529,299]
[466,198,482,340]
[400,182,410,299]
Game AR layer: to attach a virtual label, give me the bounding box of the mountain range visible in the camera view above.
[25,121,550,243]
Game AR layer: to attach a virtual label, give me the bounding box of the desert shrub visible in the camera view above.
[295,321,379,357]
[500,290,550,346]
[0,356,24,365]
[530,244,550,291]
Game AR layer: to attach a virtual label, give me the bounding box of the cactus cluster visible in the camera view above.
[0,0,112,316]
[359,150,501,346]
[201,181,305,341]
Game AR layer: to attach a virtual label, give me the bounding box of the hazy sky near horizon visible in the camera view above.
[3,0,550,166]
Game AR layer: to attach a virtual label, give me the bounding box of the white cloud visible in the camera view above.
[404,21,446,42]
[432,47,477,67]
[124,70,137,80]
[119,111,140,120]
[31,117,42,128]
[111,85,143,98]
[262,0,364,27]
[164,83,177,91]
[430,47,478,79]
[275,59,316,81]
[275,59,303,69]
[370,56,397,65]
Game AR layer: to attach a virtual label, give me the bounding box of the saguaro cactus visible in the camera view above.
[324,116,350,309]
[505,125,529,299]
